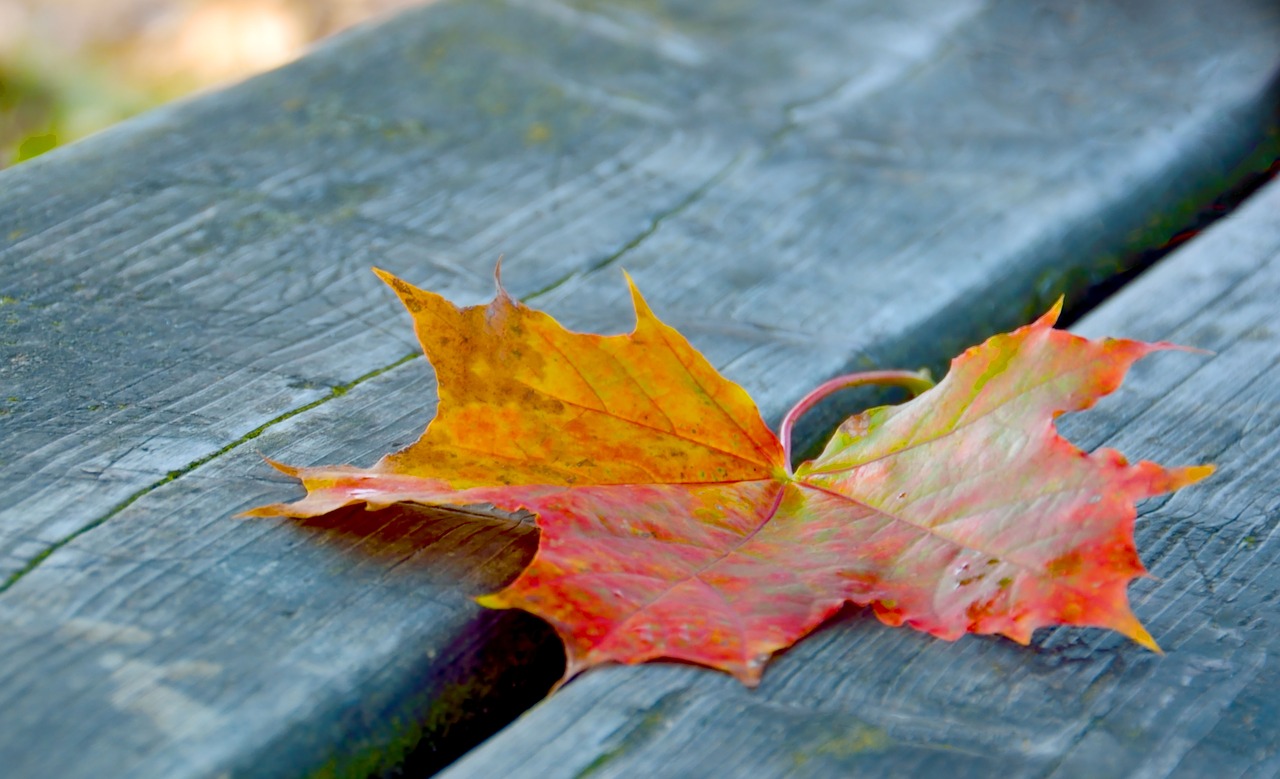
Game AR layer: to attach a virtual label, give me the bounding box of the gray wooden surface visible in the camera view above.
[443,176,1280,778]
[2,0,1278,775]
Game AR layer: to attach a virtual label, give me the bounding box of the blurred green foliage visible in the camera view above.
[0,1,423,167]
[1,52,158,167]
[0,64,57,165]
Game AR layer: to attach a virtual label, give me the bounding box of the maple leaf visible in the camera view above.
[247,269,1212,686]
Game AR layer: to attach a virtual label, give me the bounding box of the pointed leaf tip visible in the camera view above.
[261,456,299,477]
[474,592,509,610]
[370,266,417,301]
[237,503,286,519]
[623,270,658,326]
[1117,612,1162,653]
[1182,463,1216,486]
[1134,628,1163,654]
[1037,296,1065,328]
[1160,463,1215,495]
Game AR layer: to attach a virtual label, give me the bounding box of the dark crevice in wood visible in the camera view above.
[234,504,567,779]
[1058,145,1280,329]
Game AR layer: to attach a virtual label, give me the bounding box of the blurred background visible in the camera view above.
[0,0,427,167]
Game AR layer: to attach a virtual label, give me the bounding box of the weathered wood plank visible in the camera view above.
[442,176,1280,777]
[1,0,1278,775]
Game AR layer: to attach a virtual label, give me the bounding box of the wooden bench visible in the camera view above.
[2,0,1278,776]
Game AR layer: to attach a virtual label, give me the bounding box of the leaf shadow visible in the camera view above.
[291,501,540,595]
[283,502,566,776]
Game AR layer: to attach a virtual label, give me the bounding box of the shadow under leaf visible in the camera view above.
[292,502,540,595]
[278,502,564,777]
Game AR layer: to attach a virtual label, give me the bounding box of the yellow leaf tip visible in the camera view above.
[261,456,299,477]
[237,502,298,519]
[1111,608,1161,653]
[370,266,397,285]
[474,593,509,610]
[1038,296,1065,328]
[1130,624,1162,654]
[1165,463,1215,492]
[371,266,424,302]
[624,270,657,324]
[1185,463,1216,483]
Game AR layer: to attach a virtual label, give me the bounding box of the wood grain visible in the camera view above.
[442,177,1280,777]
[1,0,1277,774]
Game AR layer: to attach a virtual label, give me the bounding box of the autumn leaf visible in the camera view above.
[247,269,1212,686]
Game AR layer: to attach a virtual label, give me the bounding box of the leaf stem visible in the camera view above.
[780,369,935,475]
